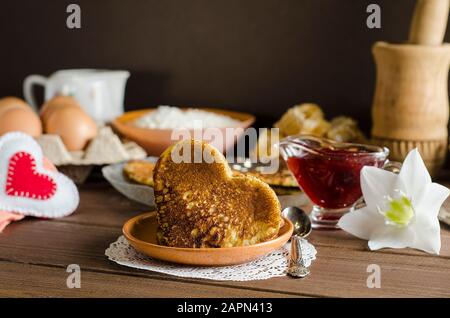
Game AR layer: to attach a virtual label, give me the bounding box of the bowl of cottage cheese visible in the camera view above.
[112,106,255,155]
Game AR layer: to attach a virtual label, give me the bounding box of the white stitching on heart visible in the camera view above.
[5,152,57,200]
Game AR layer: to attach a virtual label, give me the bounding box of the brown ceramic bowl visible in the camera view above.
[111,108,255,156]
[122,211,293,266]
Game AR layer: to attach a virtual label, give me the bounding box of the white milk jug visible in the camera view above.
[24,69,130,122]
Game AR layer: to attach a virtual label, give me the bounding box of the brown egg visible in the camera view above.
[40,95,81,123]
[45,105,98,151]
[0,105,42,137]
[0,96,31,117]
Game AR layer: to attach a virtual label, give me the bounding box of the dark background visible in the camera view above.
[1,0,449,132]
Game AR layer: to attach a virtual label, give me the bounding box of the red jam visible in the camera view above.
[287,146,385,209]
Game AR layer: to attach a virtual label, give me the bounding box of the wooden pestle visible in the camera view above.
[371,0,450,176]
[409,0,449,46]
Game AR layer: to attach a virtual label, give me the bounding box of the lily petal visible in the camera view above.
[410,217,441,254]
[414,182,450,220]
[360,166,405,211]
[338,206,384,240]
[399,149,431,205]
[406,182,448,255]
[368,225,415,250]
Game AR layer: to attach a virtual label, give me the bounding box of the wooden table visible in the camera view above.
[1,180,450,298]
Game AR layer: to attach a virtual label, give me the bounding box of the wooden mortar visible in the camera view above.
[371,0,450,175]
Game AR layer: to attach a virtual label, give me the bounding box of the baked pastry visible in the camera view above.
[274,103,330,137]
[124,160,155,186]
[254,104,367,161]
[153,140,282,248]
[326,116,367,144]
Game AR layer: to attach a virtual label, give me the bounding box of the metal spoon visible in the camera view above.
[282,207,312,278]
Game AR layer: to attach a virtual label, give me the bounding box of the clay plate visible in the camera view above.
[122,212,293,266]
[112,108,255,156]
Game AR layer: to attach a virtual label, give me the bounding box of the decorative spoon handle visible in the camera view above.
[287,235,310,278]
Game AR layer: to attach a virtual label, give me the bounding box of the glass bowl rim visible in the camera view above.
[278,135,390,159]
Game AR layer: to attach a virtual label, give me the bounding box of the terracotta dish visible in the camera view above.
[112,108,255,156]
[122,212,293,266]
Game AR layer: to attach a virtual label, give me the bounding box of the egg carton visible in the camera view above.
[35,126,147,183]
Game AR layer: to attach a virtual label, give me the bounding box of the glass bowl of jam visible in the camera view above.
[279,135,389,230]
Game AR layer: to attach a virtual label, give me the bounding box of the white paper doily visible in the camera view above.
[105,236,317,281]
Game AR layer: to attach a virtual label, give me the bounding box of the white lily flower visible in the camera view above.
[338,148,449,255]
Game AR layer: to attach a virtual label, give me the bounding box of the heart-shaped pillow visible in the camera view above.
[0,132,79,218]
[153,139,281,248]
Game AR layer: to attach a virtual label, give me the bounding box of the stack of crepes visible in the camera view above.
[254,103,367,160]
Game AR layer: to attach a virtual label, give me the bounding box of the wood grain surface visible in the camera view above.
[1,181,450,298]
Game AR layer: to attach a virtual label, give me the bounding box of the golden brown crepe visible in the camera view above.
[123,160,155,186]
[153,140,282,248]
[124,158,298,192]
[241,169,297,188]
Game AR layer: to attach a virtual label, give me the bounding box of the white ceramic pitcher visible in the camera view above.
[23,69,130,122]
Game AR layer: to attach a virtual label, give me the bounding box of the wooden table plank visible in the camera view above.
[61,182,149,228]
[62,182,450,259]
[0,261,295,298]
[1,217,449,297]
[2,181,450,297]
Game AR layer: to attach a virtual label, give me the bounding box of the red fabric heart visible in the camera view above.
[5,152,57,200]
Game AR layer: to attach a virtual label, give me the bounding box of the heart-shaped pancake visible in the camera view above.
[153,140,281,248]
